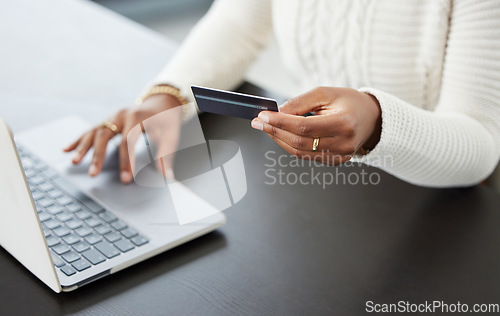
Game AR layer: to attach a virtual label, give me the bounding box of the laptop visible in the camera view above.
[0,116,226,292]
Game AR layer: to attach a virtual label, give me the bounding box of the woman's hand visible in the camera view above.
[251,87,381,165]
[63,94,181,183]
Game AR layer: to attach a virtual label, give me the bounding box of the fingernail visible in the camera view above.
[121,171,132,183]
[89,164,97,176]
[251,120,263,130]
[72,154,80,163]
[258,112,269,123]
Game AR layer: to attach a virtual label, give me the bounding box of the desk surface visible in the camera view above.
[1,0,500,315]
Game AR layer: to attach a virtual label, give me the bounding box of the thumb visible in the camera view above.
[279,87,335,115]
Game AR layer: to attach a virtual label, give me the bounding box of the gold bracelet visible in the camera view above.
[135,85,188,106]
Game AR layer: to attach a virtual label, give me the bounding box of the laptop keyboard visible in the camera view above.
[17,146,149,277]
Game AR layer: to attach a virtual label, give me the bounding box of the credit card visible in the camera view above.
[191,85,279,120]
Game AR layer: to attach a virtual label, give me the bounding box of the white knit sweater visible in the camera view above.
[151,0,500,187]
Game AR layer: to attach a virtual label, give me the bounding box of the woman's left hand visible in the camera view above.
[251,87,382,165]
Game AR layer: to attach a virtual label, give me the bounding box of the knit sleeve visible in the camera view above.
[146,0,272,102]
[353,0,500,187]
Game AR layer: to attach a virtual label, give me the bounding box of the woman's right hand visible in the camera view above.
[63,94,181,184]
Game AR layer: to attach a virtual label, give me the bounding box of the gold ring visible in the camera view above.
[312,137,320,152]
[99,121,120,134]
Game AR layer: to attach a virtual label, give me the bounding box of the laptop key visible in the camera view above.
[63,233,81,245]
[52,243,71,255]
[72,241,90,253]
[43,219,60,230]
[94,225,111,235]
[75,209,92,220]
[121,227,138,239]
[82,248,106,265]
[47,189,64,199]
[33,160,48,171]
[20,155,34,166]
[84,233,102,245]
[66,202,81,213]
[57,196,73,206]
[99,211,117,223]
[37,198,54,208]
[72,258,91,272]
[43,228,52,238]
[114,239,134,252]
[38,211,51,222]
[104,231,121,243]
[66,219,82,230]
[60,265,76,276]
[111,220,127,231]
[38,182,54,192]
[25,168,36,176]
[46,205,64,215]
[46,236,60,247]
[80,197,105,213]
[94,241,120,258]
[53,177,81,197]
[75,226,93,237]
[56,212,73,222]
[53,226,71,237]
[24,168,36,178]
[62,251,80,263]
[31,191,45,201]
[29,175,45,185]
[51,251,66,267]
[85,217,101,228]
[29,184,37,192]
[131,235,149,247]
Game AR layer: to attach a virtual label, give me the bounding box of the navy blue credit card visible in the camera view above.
[191,85,279,120]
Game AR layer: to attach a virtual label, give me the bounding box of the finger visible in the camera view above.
[155,130,181,179]
[253,112,342,138]
[157,156,175,179]
[279,87,337,115]
[141,106,182,179]
[63,137,82,152]
[119,126,133,184]
[268,134,329,163]
[72,131,96,164]
[119,123,142,184]
[253,118,337,152]
[155,141,177,179]
[88,128,115,177]
[268,134,349,165]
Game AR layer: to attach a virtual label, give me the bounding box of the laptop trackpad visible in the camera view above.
[15,116,223,234]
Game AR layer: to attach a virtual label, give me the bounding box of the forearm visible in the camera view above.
[353,88,500,187]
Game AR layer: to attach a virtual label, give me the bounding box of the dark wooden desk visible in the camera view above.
[1,0,499,315]
[2,83,500,315]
